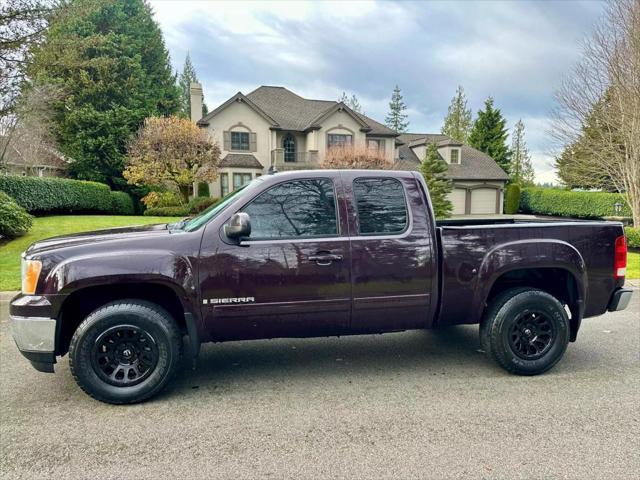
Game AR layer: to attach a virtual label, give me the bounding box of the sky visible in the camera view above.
[148,0,605,184]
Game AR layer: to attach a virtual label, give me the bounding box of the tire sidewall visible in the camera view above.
[493,291,569,375]
[72,306,177,403]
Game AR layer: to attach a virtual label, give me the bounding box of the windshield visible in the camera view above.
[173,177,263,232]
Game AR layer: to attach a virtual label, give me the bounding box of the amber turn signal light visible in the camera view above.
[22,259,42,295]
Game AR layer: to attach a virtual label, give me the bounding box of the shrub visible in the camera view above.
[143,206,189,217]
[0,175,113,214]
[187,196,220,214]
[0,191,33,238]
[504,183,521,214]
[519,187,632,219]
[110,191,135,215]
[321,144,392,169]
[625,226,640,249]
[197,182,210,197]
[141,190,184,209]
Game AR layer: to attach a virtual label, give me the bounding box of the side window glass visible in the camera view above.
[353,178,408,235]
[242,179,338,239]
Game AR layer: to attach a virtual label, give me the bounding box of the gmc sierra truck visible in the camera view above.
[10,170,633,404]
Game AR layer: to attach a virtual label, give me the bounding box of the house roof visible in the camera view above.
[394,133,509,181]
[203,86,398,136]
[219,153,263,169]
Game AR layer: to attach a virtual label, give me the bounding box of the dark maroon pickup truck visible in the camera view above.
[10,170,632,403]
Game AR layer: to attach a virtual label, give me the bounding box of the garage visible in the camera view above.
[470,187,499,214]
[449,188,467,215]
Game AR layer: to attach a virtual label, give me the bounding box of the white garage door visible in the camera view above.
[449,188,467,215]
[470,188,497,214]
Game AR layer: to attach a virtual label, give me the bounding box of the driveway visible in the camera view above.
[1,291,638,479]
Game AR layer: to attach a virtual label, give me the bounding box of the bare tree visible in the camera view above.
[551,0,640,225]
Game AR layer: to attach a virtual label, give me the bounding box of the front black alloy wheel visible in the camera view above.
[69,300,182,404]
[91,325,159,387]
[480,288,569,375]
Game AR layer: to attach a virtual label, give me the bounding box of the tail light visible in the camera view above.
[614,235,627,279]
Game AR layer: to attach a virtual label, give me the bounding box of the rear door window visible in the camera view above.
[353,178,408,235]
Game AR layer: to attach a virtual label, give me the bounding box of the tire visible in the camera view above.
[69,299,182,404]
[480,288,569,375]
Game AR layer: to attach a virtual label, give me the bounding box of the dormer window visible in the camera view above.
[450,148,460,164]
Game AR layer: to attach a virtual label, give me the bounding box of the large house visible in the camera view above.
[191,84,508,214]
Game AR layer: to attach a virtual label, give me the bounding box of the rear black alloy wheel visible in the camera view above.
[480,288,569,375]
[91,325,159,387]
[508,310,555,361]
[69,300,182,404]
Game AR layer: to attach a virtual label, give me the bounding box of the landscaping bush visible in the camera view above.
[187,196,220,214]
[0,175,113,214]
[519,187,632,219]
[110,191,135,215]
[625,226,640,249]
[197,182,210,197]
[143,206,189,217]
[141,190,184,209]
[0,191,33,238]
[504,184,521,214]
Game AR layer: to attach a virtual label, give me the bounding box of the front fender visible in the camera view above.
[41,250,197,304]
[475,239,587,314]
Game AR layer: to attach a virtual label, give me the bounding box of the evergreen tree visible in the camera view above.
[178,52,207,119]
[441,85,472,143]
[385,85,409,133]
[27,0,180,188]
[420,143,452,218]
[468,97,511,174]
[510,119,535,185]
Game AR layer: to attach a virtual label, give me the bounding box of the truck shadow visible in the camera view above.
[162,325,502,399]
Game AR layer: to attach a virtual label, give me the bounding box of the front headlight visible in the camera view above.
[21,257,42,295]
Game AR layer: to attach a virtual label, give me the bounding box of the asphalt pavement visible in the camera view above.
[1,291,639,479]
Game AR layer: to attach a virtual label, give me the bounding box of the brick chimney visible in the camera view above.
[189,82,203,123]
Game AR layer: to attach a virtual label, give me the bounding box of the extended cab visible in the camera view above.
[10,170,633,403]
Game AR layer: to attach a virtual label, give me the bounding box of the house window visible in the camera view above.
[353,178,408,235]
[328,134,352,149]
[367,139,384,152]
[242,179,338,239]
[231,131,250,151]
[233,172,252,190]
[450,149,460,164]
[220,173,229,196]
[283,134,296,163]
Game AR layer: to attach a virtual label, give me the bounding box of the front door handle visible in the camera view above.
[307,253,343,265]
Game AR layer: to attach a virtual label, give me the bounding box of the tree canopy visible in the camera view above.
[468,97,511,174]
[124,116,220,202]
[441,85,472,143]
[510,119,535,186]
[178,52,207,119]
[385,85,409,133]
[420,143,452,218]
[27,0,180,188]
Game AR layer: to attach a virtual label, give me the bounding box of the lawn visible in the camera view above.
[627,251,640,280]
[0,215,180,291]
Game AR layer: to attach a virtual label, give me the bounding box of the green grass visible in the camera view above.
[627,251,640,280]
[0,215,180,291]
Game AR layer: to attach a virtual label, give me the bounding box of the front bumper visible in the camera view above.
[607,288,633,312]
[9,294,58,373]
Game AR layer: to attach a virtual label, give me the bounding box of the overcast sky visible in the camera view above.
[148,0,605,183]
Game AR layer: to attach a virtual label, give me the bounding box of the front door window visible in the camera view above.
[283,134,296,163]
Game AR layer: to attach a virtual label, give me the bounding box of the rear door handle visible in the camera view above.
[307,254,343,265]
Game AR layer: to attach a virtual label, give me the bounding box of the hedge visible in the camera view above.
[625,227,640,249]
[143,206,189,217]
[0,191,33,238]
[187,196,220,214]
[110,191,135,215]
[519,187,632,219]
[504,184,521,214]
[0,175,113,214]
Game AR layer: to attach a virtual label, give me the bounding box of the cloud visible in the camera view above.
[148,0,604,182]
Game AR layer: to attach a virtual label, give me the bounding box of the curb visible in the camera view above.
[0,291,19,302]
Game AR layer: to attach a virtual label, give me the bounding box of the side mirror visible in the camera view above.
[224,212,251,240]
